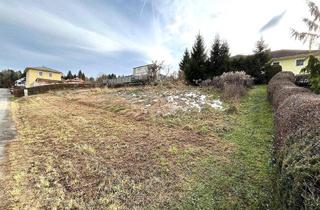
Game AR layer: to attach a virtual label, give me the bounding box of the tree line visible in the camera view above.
[0,68,120,88]
[64,70,87,80]
[179,34,281,85]
[0,70,24,88]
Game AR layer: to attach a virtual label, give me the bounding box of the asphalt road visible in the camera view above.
[0,89,15,161]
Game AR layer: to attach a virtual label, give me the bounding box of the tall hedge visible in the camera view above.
[268,72,320,209]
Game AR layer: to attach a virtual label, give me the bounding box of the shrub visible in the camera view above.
[268,71,320,209]
[218,71,254,88]
[275,93,320,150]
[272,85,311,110]
[268,81,296,102]
[200,71,253,100]
[301,55,320,93]
[277,128,320,210]
[200,71,253,88]
[265,64,282,83]
[269,71,295,83]
[222,83,247,100]
[267,71,296,101]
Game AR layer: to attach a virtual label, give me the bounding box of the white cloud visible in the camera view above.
[0,0,318,74]
[148,0,314,71]
[0,1,124,53]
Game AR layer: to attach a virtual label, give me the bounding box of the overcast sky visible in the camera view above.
[0,0,315,76]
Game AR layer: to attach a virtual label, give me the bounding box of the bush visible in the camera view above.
[269,71,295,83]
[219,71,254,88]
[201,71,253,88]
[268,71,320,210]
[268,81,296,102]
[277,129,320,210]
[222,83,247,100]
[301,55,320,93]
[272,85,311,110]
[275,93,320,150]
[266,64,282,83]
[200,71,253,100]
[267,71,296,101]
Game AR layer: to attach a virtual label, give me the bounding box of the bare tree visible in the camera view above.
[146,61,173,86]
[292,1,320,49]
[147,61,164,82]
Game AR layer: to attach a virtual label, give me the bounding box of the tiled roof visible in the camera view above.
[231,49,320,60]
[270,49,320,59]
[25,66,62,74]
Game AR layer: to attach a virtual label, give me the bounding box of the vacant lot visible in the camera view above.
[0,85,274,209]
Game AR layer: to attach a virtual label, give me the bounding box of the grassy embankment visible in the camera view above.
[0,85,274,209]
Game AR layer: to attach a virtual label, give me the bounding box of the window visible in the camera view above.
[296,59,304,66]
[272,61,280,65]
[49,73,52,77]
[38,71,43,76]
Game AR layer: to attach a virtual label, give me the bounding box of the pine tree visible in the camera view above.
[207,36,221,77]
[252,38,271,83]
[207,36,230,78]
[179,49,190,71]
[179,49,190,80]
[66,71,73,79]
[185,34,207,85]
[219,41,230,74]
[78,70,83,79]
[78,70,86,80]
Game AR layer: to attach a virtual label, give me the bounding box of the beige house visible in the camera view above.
[271,50,320,74]
[25,67,63,88]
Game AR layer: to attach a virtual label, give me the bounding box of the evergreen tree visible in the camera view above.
[207,36,230,78]
[219,41,230,73]
[66,71,73,79]
[179,49,190,80]
[179,49,191,71]
[78,70,86,80]
[107,74,116,79]
[231,38,271,84]
[78,70,83,79]
[207,37,221,77]
[185,34,207,85]
[252,38,271,83]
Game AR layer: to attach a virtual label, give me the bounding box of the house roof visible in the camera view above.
[25,66,62,74]
[231,49,320,60]
[270,49,320,59]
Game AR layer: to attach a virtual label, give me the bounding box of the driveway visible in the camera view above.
[0,89,15,161]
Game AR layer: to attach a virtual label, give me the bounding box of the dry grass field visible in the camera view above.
[0,85,274,209]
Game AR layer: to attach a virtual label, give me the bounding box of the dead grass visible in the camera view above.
[0,87,233,209]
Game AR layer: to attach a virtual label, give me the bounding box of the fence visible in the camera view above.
[12,83,103,97]
[104,75,152,87]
